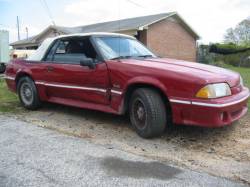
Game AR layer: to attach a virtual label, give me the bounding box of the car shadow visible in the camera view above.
[40,102,130,127]
[37,102,240,148]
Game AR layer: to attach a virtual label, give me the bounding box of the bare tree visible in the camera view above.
[224,28,239,44]
[224,18,250,46]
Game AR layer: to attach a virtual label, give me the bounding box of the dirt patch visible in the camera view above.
[10,103,250,184]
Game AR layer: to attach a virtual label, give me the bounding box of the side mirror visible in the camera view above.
[80,58,95,69]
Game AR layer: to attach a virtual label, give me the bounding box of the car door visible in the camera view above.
[42,37,110,105]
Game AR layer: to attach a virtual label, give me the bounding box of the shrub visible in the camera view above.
[198,43,250,67]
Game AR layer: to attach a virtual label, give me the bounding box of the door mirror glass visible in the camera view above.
[80,58,95,69]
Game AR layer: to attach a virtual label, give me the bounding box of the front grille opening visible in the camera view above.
[231,109,243,118]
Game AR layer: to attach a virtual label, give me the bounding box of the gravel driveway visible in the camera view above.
[2,102,250,185]
[0,115,247,187]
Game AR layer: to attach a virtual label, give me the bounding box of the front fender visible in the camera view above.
[111,76,170,114]
[123,76,169,97]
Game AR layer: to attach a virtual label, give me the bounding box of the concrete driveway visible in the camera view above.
[0,115,247,187]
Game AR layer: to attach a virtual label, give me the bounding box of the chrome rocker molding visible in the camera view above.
[110,90,123,95]
[35,81,123,95]
[3,76,15,81]
[35,81,107,93]
[4,76,248,106]
[170,94,250,108]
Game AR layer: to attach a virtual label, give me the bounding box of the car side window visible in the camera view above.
[45,37,99,65]
[45,40,59,61]
[53,40,87,64]
[55,41,68,54]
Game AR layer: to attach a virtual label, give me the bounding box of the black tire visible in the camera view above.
[17,77,41,110]
[129,88,167,138]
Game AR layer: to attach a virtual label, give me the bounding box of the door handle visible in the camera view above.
[47,66,54,72]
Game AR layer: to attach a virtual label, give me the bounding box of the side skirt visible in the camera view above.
[47,96,120,115]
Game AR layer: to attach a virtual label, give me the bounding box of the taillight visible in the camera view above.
[5,62,14,74]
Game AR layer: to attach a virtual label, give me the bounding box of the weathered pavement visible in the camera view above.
[0,116,247,187]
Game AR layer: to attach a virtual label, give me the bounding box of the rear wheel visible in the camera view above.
[17,77,41,110]
[129,88,167,138]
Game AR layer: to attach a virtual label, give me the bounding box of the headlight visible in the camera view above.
[196,83,231,99]
[240,76,244,87]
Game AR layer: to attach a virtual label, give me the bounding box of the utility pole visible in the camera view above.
[25,27,28,39]
[16,16,20,41]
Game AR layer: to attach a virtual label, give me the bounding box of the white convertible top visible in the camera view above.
[27,32,135,61]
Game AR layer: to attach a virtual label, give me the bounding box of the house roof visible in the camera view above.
[11,35,36,46]
[10,12,200,46]
[73,12,175,33]
[10,25,73,46]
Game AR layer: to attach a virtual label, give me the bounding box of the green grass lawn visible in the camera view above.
[0,78,20,112]
[223,65,250,88]
[0,64,249,113]
[222,64,250,108]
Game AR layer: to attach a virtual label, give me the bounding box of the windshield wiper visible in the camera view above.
[110,55,154,60]
[137,55,154,58]
[110,55,133,60]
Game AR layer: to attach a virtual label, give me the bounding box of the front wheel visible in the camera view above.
[17,77,41,110]
[129,88,167,138]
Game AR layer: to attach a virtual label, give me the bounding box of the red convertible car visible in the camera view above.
[4,33,250,138]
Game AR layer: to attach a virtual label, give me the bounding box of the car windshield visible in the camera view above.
[94,36,156,60]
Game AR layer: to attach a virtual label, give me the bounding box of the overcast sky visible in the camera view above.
[0,0,249,43]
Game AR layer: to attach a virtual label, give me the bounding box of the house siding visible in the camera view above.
[146,18,197,62]
[138,30,147,45]
[10,14,199,62]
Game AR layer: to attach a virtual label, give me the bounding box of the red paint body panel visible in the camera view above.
[172,87,249,126]
[38,61,110,105]
[5,56,249,127]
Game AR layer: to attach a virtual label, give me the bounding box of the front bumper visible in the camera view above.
[170,87,250,127]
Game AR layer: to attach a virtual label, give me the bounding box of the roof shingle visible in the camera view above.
[10,12,199,46]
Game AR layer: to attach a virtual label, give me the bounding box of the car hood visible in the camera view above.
[120,58,240,87]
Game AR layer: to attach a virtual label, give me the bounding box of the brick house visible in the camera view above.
[10,12,199,61]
